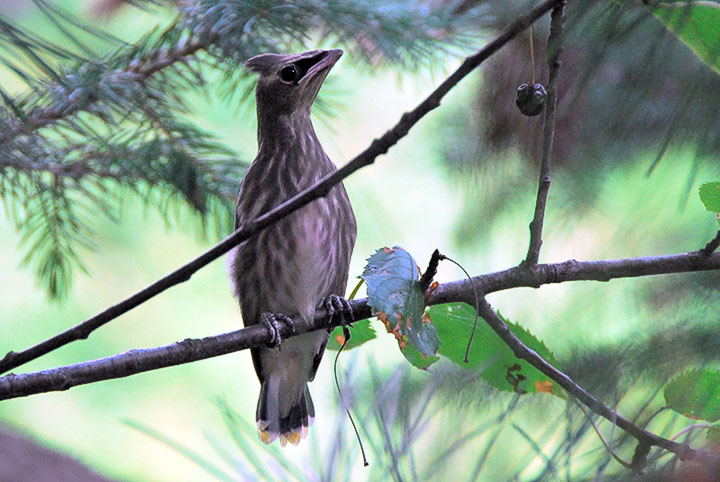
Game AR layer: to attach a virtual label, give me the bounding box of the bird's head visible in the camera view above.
[245,49,343,117]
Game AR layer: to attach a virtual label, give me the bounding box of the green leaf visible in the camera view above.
[429,303,560,396]
[327,319,376,351]
[650,2,720,74]
[665,368,720,421]
[361,246,440,360]
[700,182,720,212]
[400,342,440,370]
[706,423,720,444]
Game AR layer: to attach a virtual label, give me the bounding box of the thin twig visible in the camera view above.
[529,24,536,84]
[524,0,566,266]
[670,423,712,442]
[0,0,564,376]
[700,229,720,256]
[574,399,633,468]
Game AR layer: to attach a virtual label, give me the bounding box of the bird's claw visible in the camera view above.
[323,294,354,327]
[260,312,294,348]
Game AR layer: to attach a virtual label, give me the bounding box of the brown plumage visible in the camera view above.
[228,49,356,446]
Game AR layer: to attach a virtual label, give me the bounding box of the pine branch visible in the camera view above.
[0,0,489,299]
[1,125,245,297]
[0,0,479,146]
[0,0,563,373]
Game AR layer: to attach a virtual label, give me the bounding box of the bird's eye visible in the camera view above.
[279,65,299,83]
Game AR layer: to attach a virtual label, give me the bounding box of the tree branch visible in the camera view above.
[3,251,720,466]
[2,250,720,400]
[475,298,720,465]
[0,300,349,401]
[433,251,720,304]
[524,0,566,266]
[0,0,564,376]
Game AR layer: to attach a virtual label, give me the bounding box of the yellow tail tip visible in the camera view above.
[257,420,310,446]
[262,428,307,447]
[258,430,276,444]
[286,431,302,446]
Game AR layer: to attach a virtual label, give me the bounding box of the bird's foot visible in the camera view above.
[323,294,354,327]
[260,312,295,348]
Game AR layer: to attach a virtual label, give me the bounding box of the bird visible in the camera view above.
[228,49,357,446]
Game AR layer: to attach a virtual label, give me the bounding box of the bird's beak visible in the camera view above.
[300,49,343,86]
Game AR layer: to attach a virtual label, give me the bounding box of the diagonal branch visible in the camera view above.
[474,298,720,465]
[0,0,565,376]
[524,0,566,266]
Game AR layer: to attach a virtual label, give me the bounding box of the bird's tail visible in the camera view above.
[256,382,315,446]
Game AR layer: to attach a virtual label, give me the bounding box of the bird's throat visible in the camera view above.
[256,111,321,159]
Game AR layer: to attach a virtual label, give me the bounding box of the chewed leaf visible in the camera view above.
[650,2,720,74]
[699,182,720,214]
[361,246,439,359]
[429,303,561,396]
[665,369,720,422]
[327,319,376,351]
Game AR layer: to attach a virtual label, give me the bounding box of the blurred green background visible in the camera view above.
[2,1,720,481]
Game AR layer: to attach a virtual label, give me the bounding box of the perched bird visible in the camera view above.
[228,49,357,446]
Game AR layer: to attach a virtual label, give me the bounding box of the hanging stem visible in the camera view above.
[529,24,536,84]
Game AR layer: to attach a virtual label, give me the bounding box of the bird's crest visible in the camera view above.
[244,53,286,75]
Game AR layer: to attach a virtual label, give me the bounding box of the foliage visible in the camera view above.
[129,361,712,481]
[360,247,559,395]
[361,246,439,358]
[699,181,720,225]
[650,0,720,74]
[127,363,512,481]
[664,368,720,422]
[432,303,559,395]
[0,0,479,298]
[327,319,376,351]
